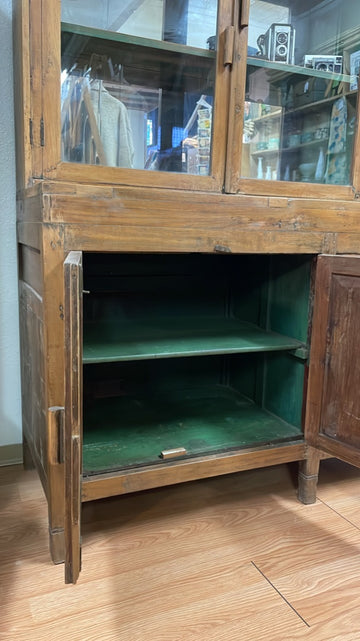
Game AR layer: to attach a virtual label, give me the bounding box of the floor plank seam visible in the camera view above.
[251,561,310,628]
[317,497,360,531]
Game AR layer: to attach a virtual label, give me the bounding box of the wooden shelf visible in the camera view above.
[251,148,280,158]
[252,109,283,123]
[251,91,357,127]
[82,384,303,474]
[286,90,357,115]
[83,318,305,363]
[251,138,329,157]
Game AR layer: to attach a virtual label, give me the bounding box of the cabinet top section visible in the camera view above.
[13,0,360,201]
[16,180,360,257]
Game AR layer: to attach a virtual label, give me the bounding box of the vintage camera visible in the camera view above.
[303,55,343,74]
[257,24,295,64]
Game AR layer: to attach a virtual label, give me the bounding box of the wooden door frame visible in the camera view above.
[224,0,360,201]
[38,0,233,192]
[64,251,83,583]
[305,254,360,467]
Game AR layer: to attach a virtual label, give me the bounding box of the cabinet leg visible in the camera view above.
[298,447,321,504]
[49,527,65,564]
[22,435,35,470]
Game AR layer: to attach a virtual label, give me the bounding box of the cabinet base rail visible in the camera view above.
[81,441,307,502]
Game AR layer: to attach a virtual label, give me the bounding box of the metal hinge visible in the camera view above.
[40,117,45,147]
[29,117,45,147]
[29,118,33,146]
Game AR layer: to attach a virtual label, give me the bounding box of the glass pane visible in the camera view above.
[242,0,358,185]
[61,1,218,174]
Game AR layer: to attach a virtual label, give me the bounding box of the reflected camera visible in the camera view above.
[303,55,343,74]
[257,24,295,64]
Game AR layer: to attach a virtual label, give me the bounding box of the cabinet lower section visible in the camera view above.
[81,252,312,481]
[83,358,304,476]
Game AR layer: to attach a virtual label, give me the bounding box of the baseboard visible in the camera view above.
[0,443,23,467]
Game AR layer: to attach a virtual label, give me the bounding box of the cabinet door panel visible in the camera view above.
[227,0,360,198]
[44,0,232,191]
[306,255,360,466]
[64,251,83,583]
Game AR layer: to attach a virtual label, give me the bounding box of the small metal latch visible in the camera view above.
[40,117,45,147]
[29,118,33,146]
[160,447,187,460]
[214,244,232,253]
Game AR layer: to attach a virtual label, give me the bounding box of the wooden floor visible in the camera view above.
[1,459,360,640]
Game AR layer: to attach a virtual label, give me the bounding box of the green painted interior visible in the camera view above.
[82,253,313,475]
[83,383,303,475]
[267,256,312,342]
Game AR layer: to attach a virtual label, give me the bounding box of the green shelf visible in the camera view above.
[83,318,305,363]
[247,56,351,83]
[82,384,303,474]
[61,22,214,92]
[61,22,215,60]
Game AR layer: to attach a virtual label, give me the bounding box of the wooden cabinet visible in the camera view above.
[13,0,360,583]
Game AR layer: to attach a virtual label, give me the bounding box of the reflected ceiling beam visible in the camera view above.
[108,0,147,31]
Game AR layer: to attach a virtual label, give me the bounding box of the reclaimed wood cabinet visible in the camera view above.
[13,0,360,582]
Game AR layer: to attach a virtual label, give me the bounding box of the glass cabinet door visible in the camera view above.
[242,0,358,185]
[60,0,218,175]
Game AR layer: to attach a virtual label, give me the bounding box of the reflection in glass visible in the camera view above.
[242,0,358,185]
[60,1,218,174]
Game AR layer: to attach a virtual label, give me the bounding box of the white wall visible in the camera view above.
[0,0,22,447]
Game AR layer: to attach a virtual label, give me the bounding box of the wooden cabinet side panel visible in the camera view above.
[19,279,47,488]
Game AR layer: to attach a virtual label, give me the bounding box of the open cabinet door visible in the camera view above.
[305,255,360,467]
[64,251,83,583]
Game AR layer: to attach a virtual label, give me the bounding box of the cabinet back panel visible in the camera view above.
[84,253,271,324]
[263,353,305,429]
[268,256,312,343]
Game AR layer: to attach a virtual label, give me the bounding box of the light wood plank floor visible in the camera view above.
[1,459,360,640]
